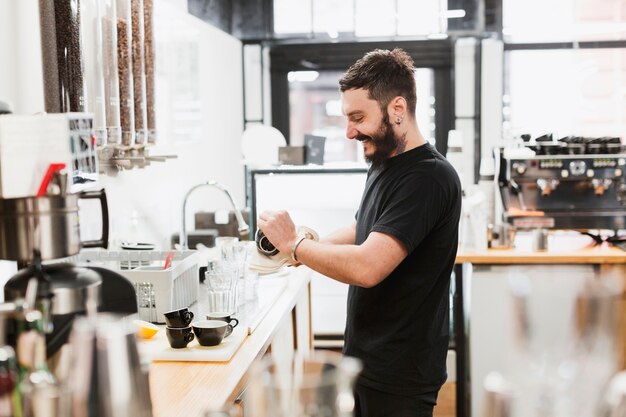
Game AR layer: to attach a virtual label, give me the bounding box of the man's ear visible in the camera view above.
[389,96,407,124]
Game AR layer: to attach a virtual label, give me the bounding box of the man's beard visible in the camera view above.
[356,115,404,169]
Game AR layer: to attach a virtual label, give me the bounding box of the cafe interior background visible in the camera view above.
[0,0,625,416]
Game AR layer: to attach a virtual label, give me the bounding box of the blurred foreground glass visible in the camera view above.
[599,370,626,417]
[215,236,239,249]
[219,239,249,279]
[481,372,515,417]
[68,314,153,417]
[246,351,361,417]
[508,273,622,417]
[203,407,236,417]
[242,270,259,303]
[206,263,237,313]
[21,383,72,417]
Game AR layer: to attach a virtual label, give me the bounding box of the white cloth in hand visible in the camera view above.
[248,226,318,274]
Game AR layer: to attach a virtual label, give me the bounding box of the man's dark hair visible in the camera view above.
[339,48,417,116]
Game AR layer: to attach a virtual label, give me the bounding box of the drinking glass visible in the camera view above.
[481,372,516,417]
[246,351,362,417]
[215,236,239,253]
[218,238,249,278]
[242,270,259,303]
[205,263,237,313]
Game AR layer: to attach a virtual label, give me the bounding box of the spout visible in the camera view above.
[592,178,612,196]
[536,178,559,196]
[180,181,249,250]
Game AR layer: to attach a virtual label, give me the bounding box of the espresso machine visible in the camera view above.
[496,134,626,248]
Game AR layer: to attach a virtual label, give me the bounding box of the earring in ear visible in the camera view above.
[396,117,402,125]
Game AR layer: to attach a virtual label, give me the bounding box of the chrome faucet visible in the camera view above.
[180,181,250,250]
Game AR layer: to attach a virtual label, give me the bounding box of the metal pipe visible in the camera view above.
[180,181,250,250]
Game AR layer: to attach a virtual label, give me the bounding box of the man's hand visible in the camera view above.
[257,210,298,254]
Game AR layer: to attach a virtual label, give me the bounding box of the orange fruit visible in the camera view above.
[134,319,159,339]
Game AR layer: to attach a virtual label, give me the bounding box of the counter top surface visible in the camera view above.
[456,231,626,264]
[148,266,311,417]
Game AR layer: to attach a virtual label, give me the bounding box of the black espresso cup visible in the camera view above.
[163,308,194,328]
[165,326,195,349]
[192,320,233,347]
[206,312,239,330]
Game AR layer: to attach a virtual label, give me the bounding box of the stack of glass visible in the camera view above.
[205,262,238,314]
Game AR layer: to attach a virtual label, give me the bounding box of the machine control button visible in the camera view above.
[587,169,595,177]
[513,162,527,175]
[540,160,563,169]
[569,160,587,176]
[561,170,569,178]
[593,159,617,168]
[616,169,623,177]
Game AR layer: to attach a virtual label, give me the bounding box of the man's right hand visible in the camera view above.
[257,210,298,255]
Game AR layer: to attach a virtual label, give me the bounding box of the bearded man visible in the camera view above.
[258,48,462,417]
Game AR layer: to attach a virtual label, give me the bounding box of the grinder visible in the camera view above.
[4,263,137,357]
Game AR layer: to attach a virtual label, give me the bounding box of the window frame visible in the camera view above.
[268,39,456,156]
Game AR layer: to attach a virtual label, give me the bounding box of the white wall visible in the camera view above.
[0,1,17,110]
[0,0,245,253]
[0,0,44,291]
[0,0,45,113]
[97,1,245,249]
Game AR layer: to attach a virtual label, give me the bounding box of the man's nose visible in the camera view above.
[346,124,358,140]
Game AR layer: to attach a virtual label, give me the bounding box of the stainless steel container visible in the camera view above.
[4,264,102,316]
[0,190,109,262]
[68,314,153,417]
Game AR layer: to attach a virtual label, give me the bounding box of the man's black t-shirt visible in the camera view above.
[343,143,462,396]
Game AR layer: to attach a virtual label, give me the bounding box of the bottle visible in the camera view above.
[0,346,17,417]
[15,312,59,417]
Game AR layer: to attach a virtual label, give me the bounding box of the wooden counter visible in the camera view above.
[148,266,312,417]
[456,232,626,264]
